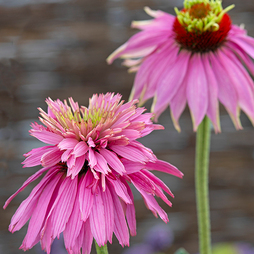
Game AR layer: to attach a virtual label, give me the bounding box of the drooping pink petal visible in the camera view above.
[4,166,51,209]
[58,138,79,150]
[30,129,64,145]
[99,148,125,175]
[79,171,94,222]
[64,181,83,252]
[22,146,52,167]
[100,183,114,243]
[107,177,132,204]
[21,173,63,249]
[209,52,240,128]
[145,160,183,178]
[73,141,89,157]
[45,176,78,239]
[186,53,208,131]
[89,186,106,246]
[122,180,136,236]
[202,53,220,132]
[41,146,62,167]
[109,184,129,247]
[153,49,191,118]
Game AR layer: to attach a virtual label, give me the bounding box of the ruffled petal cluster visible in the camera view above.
[4,93,183,254]
[107,4,254,132]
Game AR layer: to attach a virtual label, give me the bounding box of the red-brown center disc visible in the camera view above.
[173,13,232,52]
[189,3,211,19]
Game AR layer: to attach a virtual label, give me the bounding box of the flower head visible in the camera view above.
[107,0,254,132]
[4,93,183,254]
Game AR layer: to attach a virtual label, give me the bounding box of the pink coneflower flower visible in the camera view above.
[107,0,254,132]
[4,93,183,254]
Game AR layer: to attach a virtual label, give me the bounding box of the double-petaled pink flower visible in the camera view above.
[4,93,183,254]
[107,0,254,132]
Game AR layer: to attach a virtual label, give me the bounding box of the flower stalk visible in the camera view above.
[195,116,212,254]
[95,241,109,254]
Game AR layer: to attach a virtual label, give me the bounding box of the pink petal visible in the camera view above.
[210,52,240,128]
[107,177,132,204]
[8,167,59,232]
[109,184,129,247]
[186,53,208,131]
[45,176,78,239]
[58,138,79,150]
[22,146,52,167]
[153,49,190,118]
[41,146,62,167]
[89,186,106,246]
[145,159,183,178]
[122,181,136,236]
[64,181,83,252]
[88,147,97,169]
[94,152,111,175]
[31,129,64,145]
[202,53,220,132]
[219,48,254,122]
[79,171,94,222]
[110,144,150,163]
[4,166,50,209]
[100,183,114,243]
[73,141,89,157]
[99,148,125,175]
[21,173,63,249]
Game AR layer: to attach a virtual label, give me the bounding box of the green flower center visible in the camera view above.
[174,0,234,33]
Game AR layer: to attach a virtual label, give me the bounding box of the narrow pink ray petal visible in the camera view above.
[141,42,179,102]
[89,186,106,246]
[41,146,62,167]
[121,159,145,174]
[94,152,111,175]
[186,53,208,131]
[226,40,254,77]
[229,33,254,59]
[88,147,97,169]
[40,217,54,254]
[122,180,136,236]
[63,180,83,252]
[99,148,125,175]
[22,146,51,167]
[219,48,254,123]
[142,169,174,198]
[110,144,150,162]
[209,53,240,128]
[58,138,79,150]
[79,171,94,222]
[107,177,132,204]
[128,172,156,195]
[202,53,220,133]
[139,188,169,223]
[145,160,183,178]
[8,167,59,232]
[108,184,129,247]
[45,176,78,239]
[70,155,86,179]
[3,166,50,209]
[30,129,64,145]
[73,141,89,157]
[153,50,191,119]
[21,173,63,249]
[100,183,114,243]
[73,220,93,254]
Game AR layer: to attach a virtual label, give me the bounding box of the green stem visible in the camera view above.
[195,116,212,254]
[95,240,108,254]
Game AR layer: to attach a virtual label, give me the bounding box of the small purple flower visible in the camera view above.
[144,224,174,252]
